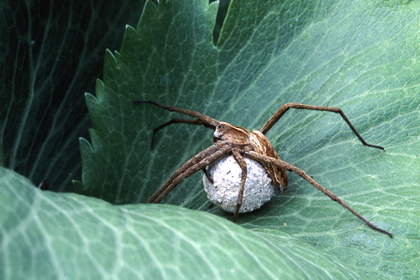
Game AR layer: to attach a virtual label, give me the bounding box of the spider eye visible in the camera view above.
[214,124,227,139]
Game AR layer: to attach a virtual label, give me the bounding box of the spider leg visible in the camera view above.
[231,149,248,222]
[150,118,209,149]
[259,103,384,150]
[244,151,393,238]
[147,145,231,203]
[134,101,220,128]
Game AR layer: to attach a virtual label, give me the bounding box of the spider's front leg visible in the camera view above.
[244,150,393,238]
[150,118,207,149]
[147,145,231,203]
[260,103,384,150]
[231,149,248,222]
[134,101,220,149]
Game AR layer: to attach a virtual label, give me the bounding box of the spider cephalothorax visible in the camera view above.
[134,100,392,238]
[213,122,288,192]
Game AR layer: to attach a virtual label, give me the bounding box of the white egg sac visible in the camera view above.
[203,155,275,213]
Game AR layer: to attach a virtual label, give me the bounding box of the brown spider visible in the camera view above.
[134,100,392,238]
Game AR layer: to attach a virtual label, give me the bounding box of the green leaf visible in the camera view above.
[1,167,369,279]
[78,0,420,278]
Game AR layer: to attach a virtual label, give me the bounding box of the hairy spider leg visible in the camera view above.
[245,151,393,238]
[147,145,230,203]
[134,101,219,148]
[134,101,220,127]
[231,149,248,221]
[150,118,207,149]
[259,103,384,150]
[135,100,222,182]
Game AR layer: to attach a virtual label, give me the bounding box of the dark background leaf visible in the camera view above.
[0,0,147,191]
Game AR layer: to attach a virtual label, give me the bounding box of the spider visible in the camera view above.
[134,100,392,238]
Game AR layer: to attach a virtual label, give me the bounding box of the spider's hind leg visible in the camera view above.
[244,150,393,238]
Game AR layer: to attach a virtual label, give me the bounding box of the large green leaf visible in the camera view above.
[1,167,369,279]
[77,0,420,278]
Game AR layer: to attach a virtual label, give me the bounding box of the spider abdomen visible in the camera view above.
[203,155,275,213]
